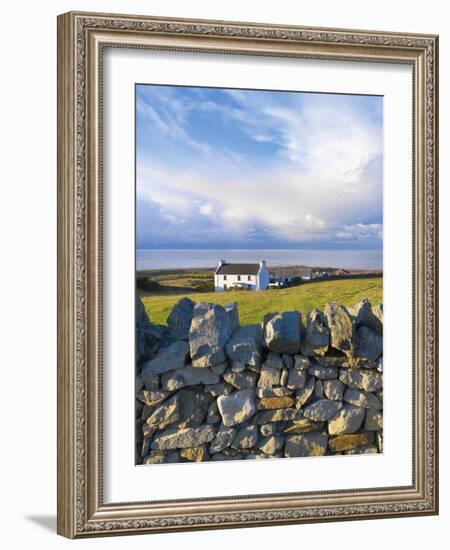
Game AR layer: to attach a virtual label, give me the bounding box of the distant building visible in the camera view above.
[214,260,270,292]
[269,267,314,286]
[268,274,294,288]
[295,268,314,281]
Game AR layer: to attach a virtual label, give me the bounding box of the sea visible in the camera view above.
[136,249,382,271]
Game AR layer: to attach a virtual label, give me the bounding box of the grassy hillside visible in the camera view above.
[140,277,383,326]
[137,268,214,293]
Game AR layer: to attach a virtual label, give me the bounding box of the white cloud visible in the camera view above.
[199,202,214,216]
[137,88,382,247]
[137,96,211,154]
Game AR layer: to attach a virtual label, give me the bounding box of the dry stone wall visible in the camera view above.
[136,296,383,464]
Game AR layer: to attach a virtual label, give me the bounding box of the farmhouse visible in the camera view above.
[214,260,270,292]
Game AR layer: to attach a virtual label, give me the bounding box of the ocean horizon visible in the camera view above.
[136,249,383,271]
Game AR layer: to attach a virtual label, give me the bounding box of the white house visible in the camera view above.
[214,260,270,292]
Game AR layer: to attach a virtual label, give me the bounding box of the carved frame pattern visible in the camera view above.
[57,11,438,538]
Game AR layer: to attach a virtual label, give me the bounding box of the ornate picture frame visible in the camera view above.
[57,11,439,538]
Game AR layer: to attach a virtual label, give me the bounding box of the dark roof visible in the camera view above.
[216,263,261,275]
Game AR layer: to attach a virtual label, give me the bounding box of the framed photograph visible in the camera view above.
[57,11,439,538]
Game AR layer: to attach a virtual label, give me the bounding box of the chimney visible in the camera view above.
[218,259,226,267]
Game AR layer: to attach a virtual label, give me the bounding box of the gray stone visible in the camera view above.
[365,408,383,431]
[232,424,258,449]
[231,361,246,373]
[257,434,285,455]
[136,373,144,394]
[295,376,315,408]
[287,368,307,390]
[323,379,345,401]
[257,396,295,410]
[345,445,379,455]
[280,367,289,387]
[142,420,156,439]
[224,302,240,332]
[265,311,302,354]
[262,312,277,331]
[301,309,330,356]
[136,400,144,420]
[283,418,324,434]
[167,297,195,340]
[211,450,243,461]
[206,400,221,424]
[377,358,383,373]
[325,302,358,355]
[210,361,228,376]
[209,424,237,454]
[209,424,237,453]
[225,324,263,366]
[315,356,347,368]
[285,432,328,457]
[307,365,338,380]
[247,363,262,374]
[259,423,277,436]
[372,304,384,332]
[144,451,180,464]
[327,404,365,435]
[264,352,284,369]
[146,388,211,431]
[350,298,383,335]
[136,295,149,323]
[179,445,209,462]
[142,341,190,375]
[217,389,257,427]
[151,424,216,450]
[136,321,171,365]
[303,399,343,422]
[377,432,383,452]
[282,354,294,369]
[339,368,383,392]
[203,382,234,397]
[141,405,154,423]
[189,302,233,368]
[141,436,152,457]
[244,450,271,460]
[314,379,324,398]
[356,326,383,361]
[161,365,219,391]
[137,390,171,407]
[294,355,312,370]
[258,365,281,389]
[341,357,379,369]
[328,432,375,452]
[175,388,212,429]
[256,387,293,398]
[255,408,301,423]
[343,388,382,410]
[141,370,160,391]
[223,369,258,390]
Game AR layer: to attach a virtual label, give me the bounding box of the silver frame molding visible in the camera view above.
[57,11,439,538]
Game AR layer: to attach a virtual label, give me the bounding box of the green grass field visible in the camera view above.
[140,277,382,326]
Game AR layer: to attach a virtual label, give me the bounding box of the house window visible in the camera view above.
[237,275,241,281]
[248,275,251,281]
[223,275,227,280]
[223,284,227,290]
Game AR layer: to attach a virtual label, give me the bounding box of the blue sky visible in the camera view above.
[136,84,383,250]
